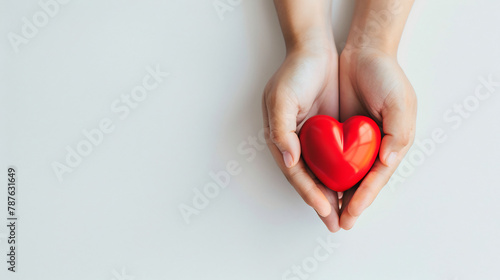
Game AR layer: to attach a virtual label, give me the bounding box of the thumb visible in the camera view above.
[379,100,415,167]
[264,93,301,169]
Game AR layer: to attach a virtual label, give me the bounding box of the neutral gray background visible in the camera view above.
[1,0,499,279]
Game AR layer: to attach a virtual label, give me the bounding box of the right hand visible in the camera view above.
[262,43,341,232]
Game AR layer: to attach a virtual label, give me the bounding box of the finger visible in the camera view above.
[317,184,341,232]
[340,156,404,229]
[379,93,417,167]
[262,94,332,217]
[263,89,301,168]
[304,162,340,232]
[264,128,332,217]
[339,185,357,230]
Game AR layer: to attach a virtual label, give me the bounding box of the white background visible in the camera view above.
[1,0,500,279]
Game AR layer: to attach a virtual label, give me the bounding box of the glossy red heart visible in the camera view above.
[299,115,381,192]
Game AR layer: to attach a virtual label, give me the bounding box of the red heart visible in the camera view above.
[299,115,381,192]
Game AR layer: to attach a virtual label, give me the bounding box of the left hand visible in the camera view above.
[338,47,417,230]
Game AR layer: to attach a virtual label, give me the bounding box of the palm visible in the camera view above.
[268,50,339,125]
[340,50,409,121]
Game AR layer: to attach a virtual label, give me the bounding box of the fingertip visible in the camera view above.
[316,202,332,218]
[328,224,341,233]
[340,204,360,230]
[289,135,301,168]
[340,216,357,230]
[317,210,341,233]
[277,134,301,168]
[341,223,354,231]
[347,201,364,219]
[383,151,397,167]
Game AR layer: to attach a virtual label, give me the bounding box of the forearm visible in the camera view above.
[345,0,414,55]
[274,0,334,53]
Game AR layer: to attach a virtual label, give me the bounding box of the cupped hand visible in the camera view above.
[262,44,341,232]
[338,47,417,230]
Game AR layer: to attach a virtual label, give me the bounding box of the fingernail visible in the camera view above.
[283,151,293,168]
[386,152,397,166]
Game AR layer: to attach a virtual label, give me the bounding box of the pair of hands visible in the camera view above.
[262,39,417,232]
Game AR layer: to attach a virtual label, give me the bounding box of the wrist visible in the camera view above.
[340,46,396,69]
[274,0,334,55]
[344,31,398,57]
[285,31,336,56]
[343,0,414,57]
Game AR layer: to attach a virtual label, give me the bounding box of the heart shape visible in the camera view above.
[299,115,381,192]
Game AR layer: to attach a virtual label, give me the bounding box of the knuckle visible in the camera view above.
[263,127,273,146]
[269,128,285,145]
[284,167,301,185]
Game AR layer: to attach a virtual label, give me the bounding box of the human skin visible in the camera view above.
[262,0,416,232]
